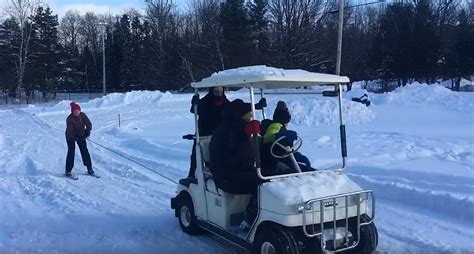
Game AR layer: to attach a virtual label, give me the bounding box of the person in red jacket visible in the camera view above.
[65,102,93,176]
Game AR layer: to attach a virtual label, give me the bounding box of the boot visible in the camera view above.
[87,166,95,175]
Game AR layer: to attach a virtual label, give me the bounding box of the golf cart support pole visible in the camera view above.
[249,86,262,170]
[193,89,200,143]
[193,88,210,220]
[260,89,266,119]
[337,84,347,170]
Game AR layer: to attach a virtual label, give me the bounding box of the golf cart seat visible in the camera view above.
[196,136,220,194]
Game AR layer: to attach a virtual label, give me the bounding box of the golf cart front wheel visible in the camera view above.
[344,214,378,254]
[176,194,201,235]
[254,227,298,254]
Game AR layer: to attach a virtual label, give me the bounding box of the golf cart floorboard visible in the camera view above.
[197,220,252,251]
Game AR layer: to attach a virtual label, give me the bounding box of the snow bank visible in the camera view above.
[288,97,375,126]
[370,83,474,111]
[24,90,170,115]
[85,90,169,109]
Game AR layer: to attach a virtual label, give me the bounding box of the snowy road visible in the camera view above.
[1,85,473,253]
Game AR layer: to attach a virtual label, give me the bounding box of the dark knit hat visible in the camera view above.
[230,99,252,117]
[273,101,291,124]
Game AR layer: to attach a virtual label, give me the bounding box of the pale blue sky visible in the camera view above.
[0,0,148,17]
[48,0,146,16]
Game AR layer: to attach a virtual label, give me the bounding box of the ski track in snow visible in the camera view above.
[1,84,473,253]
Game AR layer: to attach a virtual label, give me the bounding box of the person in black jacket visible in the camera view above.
[209,99,262,194]
[191,86,229,136]
[187,87,229,178]
[187,87,266,179]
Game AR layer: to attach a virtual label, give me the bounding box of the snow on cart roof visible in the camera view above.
[191,65,350,89]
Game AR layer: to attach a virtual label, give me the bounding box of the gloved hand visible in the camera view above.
[255,98,267,110]
[244,120,260,136]
[276,130,297,147]
[191,94,199,105]
[85,130,91,138]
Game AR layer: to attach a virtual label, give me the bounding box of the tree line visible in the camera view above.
[0,0,473,98]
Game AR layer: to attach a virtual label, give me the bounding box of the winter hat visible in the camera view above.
[273,101,291,124]
[209,86,225,98]
[70,102,81,112]
[230,99,252,118]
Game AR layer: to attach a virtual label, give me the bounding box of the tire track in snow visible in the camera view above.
[376,201,474,254]
[348,166,474,225]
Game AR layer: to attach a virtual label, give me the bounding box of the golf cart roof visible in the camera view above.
[191,65,350,89]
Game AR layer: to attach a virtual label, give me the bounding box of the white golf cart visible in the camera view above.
[171,66,377,253]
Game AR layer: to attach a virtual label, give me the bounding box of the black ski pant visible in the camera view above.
[188,140,197,178]
[66,138,92,173]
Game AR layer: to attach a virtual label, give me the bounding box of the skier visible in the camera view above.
[261,101,314,174]
[187,87,266,179]
[65,102,94,177]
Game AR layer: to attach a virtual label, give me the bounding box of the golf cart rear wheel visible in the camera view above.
[254,226,299,254]
[177,194,201,235]
[343,214,378,254]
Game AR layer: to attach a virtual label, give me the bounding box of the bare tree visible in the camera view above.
[189,0,224,71]
[59,10,81,49]
[5,0,41,97]
[268,0,333,68]
[78,12,100,63]
[144,0,175,54]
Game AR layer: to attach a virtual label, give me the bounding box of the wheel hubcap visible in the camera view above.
[261,242,276,254]
[180,205,191,227]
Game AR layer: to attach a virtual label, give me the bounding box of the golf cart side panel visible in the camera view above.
[205,188,251,230]
[175,182,208,221]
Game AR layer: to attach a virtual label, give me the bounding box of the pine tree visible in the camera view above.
[106,19,123,91]
[452,9,474,90]
[373,2,414,86]
[220,0,252,68]
[29,6,62,96]
[0,19,20,94]
[411,0,439,82]
[247,0,269,65]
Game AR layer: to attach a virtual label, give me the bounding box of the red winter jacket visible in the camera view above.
[65,112,92,141]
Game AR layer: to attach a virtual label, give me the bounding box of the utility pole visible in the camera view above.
[335,0,385,76]
[335,0,345,76]
[99,22,108,96]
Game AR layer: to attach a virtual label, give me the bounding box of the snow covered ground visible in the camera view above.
[0,83,473,253]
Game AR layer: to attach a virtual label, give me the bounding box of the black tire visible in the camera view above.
[176,194,201,235]
[344,214,378,254]
[253,226,299,254]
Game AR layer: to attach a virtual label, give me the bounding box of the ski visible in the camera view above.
[65,174,79,180]
[85,173,101,178]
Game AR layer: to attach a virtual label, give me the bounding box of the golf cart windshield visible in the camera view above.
[192,66,350,180]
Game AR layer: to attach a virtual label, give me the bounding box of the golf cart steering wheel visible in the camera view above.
[270,135,303,159]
